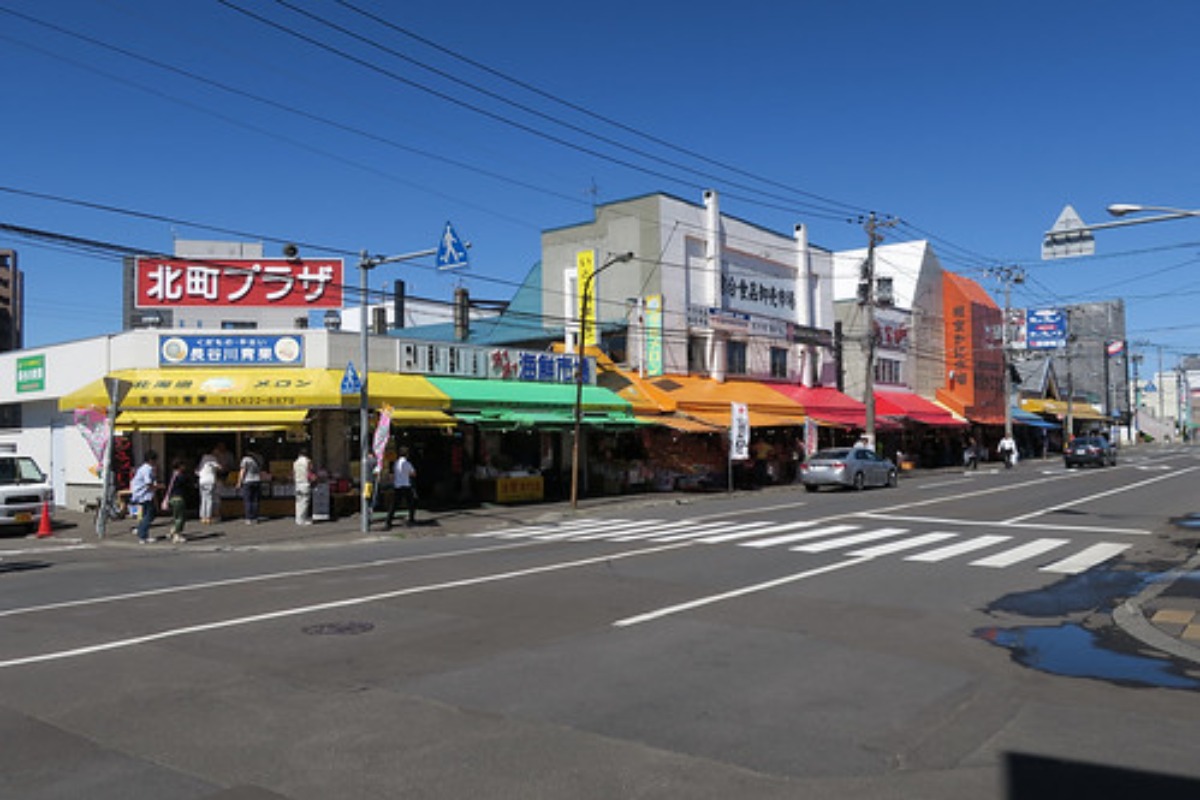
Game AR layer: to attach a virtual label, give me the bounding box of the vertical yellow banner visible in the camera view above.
[576,250,596,347]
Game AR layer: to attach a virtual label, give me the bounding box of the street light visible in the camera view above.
[570,251,634,510]
[357,246,436,533]
[1044,202,1200,259]
[1107,203,1200,220]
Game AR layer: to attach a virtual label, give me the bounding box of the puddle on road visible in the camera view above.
[975,623,1200,690]
[977,563,1200,690]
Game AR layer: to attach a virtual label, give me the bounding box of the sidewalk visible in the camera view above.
[15,474,1200,666]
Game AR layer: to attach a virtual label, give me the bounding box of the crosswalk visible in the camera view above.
[469,517,1132,575]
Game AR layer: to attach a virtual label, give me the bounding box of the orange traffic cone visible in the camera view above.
[36,500,53,538]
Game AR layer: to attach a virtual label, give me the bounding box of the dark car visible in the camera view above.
[800,447,898,492]
[1064,436,1117,468]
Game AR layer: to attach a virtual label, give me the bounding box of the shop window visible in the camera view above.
[727,341,747,375]
[770,347,789,379]
[687,335,707,374]
[0,403,20,429]
[875,357,902,386]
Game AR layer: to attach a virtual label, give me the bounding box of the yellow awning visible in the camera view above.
[684,409,806,430]
[635,414,723,433]
[115,409,309,433]
[387,409,457,428]
[1021,398,1106,421]
[59,369,450,412]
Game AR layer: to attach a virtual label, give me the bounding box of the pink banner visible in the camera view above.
[372,405,392,475]
[73,407,109,469]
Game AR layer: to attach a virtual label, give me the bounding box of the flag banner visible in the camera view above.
[74,406,109,469]
[730,402,750,461]
[372,404,393,475]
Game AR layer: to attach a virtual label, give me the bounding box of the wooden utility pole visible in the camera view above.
[860,212,897,448]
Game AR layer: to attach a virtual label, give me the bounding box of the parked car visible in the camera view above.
[1064,436,1118,468]
[0,453,54,532]
[800,447,898,492]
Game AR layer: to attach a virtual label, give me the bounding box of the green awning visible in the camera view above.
[427,376,632,414]
[454,409,643,430]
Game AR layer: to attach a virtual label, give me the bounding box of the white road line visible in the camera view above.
[533,519,662,540]
[690,500,809,521]
[612,556,871,627]
[1040,543,1131,575]
[738,524,859,549]
[792,527,910,553]
[1004,466,1200,524]
[498,518,631,539]
[0,539,545,620]
[697,520,816,544]
[969,538,1069,568]
[904,534,1012,563]
[648,521,765,542]
[606,520,716,541]
[0,544,94,556]
[0,541,694,670]
[855,512,1150,536]
[567,520,688,541]
[847,532,957,558]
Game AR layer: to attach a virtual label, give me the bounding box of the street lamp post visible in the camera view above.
[357,246,436,533]
[570,251,634,510]
[988,266,1024,439]
[1044,202,1200,260]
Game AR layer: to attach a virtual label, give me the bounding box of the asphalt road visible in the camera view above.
[3,446,1200,799]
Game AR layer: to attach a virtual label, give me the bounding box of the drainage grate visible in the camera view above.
[302,621,375,636]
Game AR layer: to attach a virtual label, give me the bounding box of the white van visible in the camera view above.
[0,454,54,532]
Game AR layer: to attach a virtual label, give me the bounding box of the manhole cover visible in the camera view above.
[302,621,375,636]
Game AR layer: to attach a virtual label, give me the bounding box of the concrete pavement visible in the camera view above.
[9,476,1200,667]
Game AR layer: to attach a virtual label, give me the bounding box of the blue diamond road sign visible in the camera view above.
[341,362,362,395]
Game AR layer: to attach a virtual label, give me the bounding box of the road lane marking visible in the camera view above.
[1040,543,1131,574]
[904,534,1012,562]
[648,521,768,542]
[847,532,957,558]
[792,527,910,553]
[969,538,1069,568]
[738,524,858,549]
[612,556,871,628]
[855,511,1150,536]
[697,520,817,544]
[1003,466,1200,524]
[0,539,550,620]
[0,541,694,670]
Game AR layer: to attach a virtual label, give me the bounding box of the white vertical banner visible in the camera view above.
[730,402,750,461]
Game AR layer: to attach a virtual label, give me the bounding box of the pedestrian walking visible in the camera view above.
[963,436,979,470]
[130,450,161,543]
[196,447,222,524]
[293,449,313,526]
[386,447,418,529]
[998,434,1017,469]
[163,459,190,543]
[236,451,264,523]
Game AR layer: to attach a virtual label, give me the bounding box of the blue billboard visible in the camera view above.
[1026,308,1067,349]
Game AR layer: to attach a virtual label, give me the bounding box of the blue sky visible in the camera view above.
[2,1,1198,371]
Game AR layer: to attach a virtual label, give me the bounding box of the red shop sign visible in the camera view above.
[135,257,344,308]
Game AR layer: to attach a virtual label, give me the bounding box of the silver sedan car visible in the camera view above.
[800,447,898,492]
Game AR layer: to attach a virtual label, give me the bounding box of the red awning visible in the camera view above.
[770,385,866,428]
[875,391,967,427]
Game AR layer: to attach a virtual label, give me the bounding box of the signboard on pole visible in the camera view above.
[1025,308,1068,350]
[1042,205,1095,260]
[730,402,750,461]
[644,294,663,377]
[436,222,469,271]
[576,250,597,347]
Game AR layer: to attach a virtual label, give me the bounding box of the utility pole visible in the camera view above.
[859,212,897,448]
[987,266,1024,438]
[1131,351,1144,444]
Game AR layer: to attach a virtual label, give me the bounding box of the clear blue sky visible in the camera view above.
[2,1,1198,372]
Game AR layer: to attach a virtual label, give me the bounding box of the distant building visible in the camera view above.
[0,248,23,352]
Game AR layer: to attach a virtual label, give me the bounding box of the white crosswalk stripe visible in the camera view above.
[847,532,957,558]
[1040,542,1131,574]
[463,517,1134,576]
[739,524,859,549]
[792,527,911,553]
[903,534,1012,563]
[969,538,1069,568]
[697,520,816,544]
